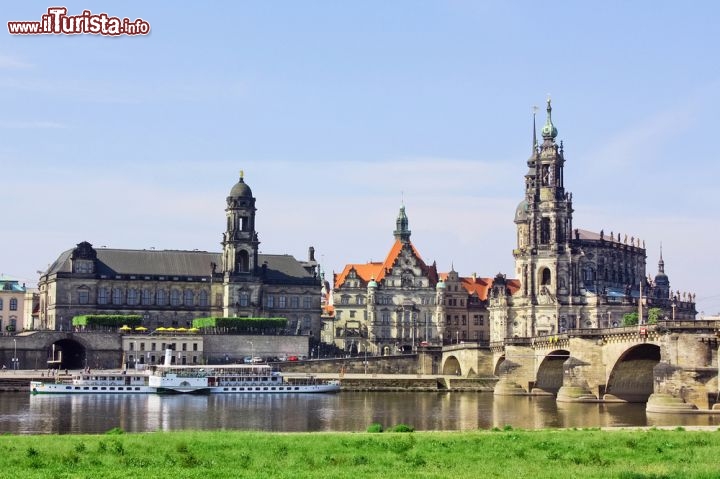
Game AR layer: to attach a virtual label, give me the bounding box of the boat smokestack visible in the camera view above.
[164,349,173,366]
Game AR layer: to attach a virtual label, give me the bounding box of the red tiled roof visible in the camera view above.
[334,240,437,289]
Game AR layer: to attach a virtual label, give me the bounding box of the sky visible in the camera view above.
[1,2,719,315]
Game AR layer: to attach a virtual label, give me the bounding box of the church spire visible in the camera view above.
[393,206,411,243]
[658,243,665,274]
[531,106,538,154]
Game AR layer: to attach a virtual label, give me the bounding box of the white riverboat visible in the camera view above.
[30,371,153,395]
[149,364,340,394]
[30,349,340,395]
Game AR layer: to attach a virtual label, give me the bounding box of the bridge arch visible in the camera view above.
[605,343,660,402]
[493,355,506,377]
[442,355,462,376]
[534,349,569,394]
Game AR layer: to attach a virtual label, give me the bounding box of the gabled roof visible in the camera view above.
[334,239,437,289]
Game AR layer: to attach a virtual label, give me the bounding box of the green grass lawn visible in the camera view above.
[2,427,719,478]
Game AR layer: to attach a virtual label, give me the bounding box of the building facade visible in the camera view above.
[487,100,696,341]
[330,207,500,354]
[0,276,26,334]
[37,173,323,339]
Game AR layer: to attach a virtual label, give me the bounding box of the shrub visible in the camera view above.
[391,424,414,433]
[367,423,384,433]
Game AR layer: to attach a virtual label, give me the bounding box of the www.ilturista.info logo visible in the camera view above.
[8,7,150,36]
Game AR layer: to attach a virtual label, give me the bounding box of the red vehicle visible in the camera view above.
[287,355,299,361]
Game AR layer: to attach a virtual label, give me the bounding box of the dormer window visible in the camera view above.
[73,260,94,274]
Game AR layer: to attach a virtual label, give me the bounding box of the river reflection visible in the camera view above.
[2,392,720,434]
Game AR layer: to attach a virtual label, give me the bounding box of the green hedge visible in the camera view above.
[72,314,143,328]
[192,317,287,332]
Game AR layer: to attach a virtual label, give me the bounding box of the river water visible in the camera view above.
[3,392,720,434]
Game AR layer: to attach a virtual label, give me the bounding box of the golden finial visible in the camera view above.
[240,169,244,179]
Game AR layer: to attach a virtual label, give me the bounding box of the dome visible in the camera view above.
[436,280,446,290]
[368,279,378,289]
[229,174,253,198]
[514,200,529,222]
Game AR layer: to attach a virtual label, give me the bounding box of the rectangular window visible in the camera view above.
[239,292,249,307]
[266,296,274,308]
[151,342,156,351]
[78,290,89,305]
[349,311,356,318]
[182,343,187,351]
[303,297,312,308]
[461,315,466,326]
[193,343,198,351]
[156,289,166,306]
[140,343,145,351]
[290,296,299,308]
[278,296,286,308]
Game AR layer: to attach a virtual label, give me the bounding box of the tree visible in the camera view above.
[647,307,662,324]
[622,312,639,326]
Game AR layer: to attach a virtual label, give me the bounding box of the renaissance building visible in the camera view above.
[37,173,323,338]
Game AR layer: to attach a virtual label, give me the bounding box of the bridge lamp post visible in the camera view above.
[13,338,17,373]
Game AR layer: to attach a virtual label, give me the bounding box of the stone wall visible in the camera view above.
[203,334,309,363]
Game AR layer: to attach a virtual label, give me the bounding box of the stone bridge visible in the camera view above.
[440,321,720,413]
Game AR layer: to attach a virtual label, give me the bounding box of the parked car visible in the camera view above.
[242,356,253,364]
[287,355,299,361]
[278,355,288,362]
[251,356,264,364]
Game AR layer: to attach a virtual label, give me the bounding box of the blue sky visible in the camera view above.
[2,2,719,315]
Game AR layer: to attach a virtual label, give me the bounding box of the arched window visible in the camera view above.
[142,288,153,305]
[199,290,208,307]
[183,289,194,307]
[127,288,139,306]
[170,289,181,306]
[237,250,249,273]
[112,288,123,305]
[540,268,551,286]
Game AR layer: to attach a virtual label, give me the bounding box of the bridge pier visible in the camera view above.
[494,344,536,396]
[647,333,718,412]
[556,337,606,403]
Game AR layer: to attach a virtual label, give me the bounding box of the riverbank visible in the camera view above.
[2,428,720,478]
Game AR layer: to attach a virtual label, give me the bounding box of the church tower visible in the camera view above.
[221,171,260,276]
[508,99,574,336]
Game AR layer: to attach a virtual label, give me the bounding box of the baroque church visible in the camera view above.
[487,100,696,341]
[37,173,323,338]
[329,100,696,354]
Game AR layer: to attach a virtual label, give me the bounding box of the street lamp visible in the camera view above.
[671,298,677,321]
[13,338,17,373]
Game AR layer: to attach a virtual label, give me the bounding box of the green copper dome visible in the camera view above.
[368,278,378,289]
[541,98,558,139]
[436,280,446,290]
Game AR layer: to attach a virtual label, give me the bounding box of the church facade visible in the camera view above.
[37,174,323,338]
[487,100,696,341]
